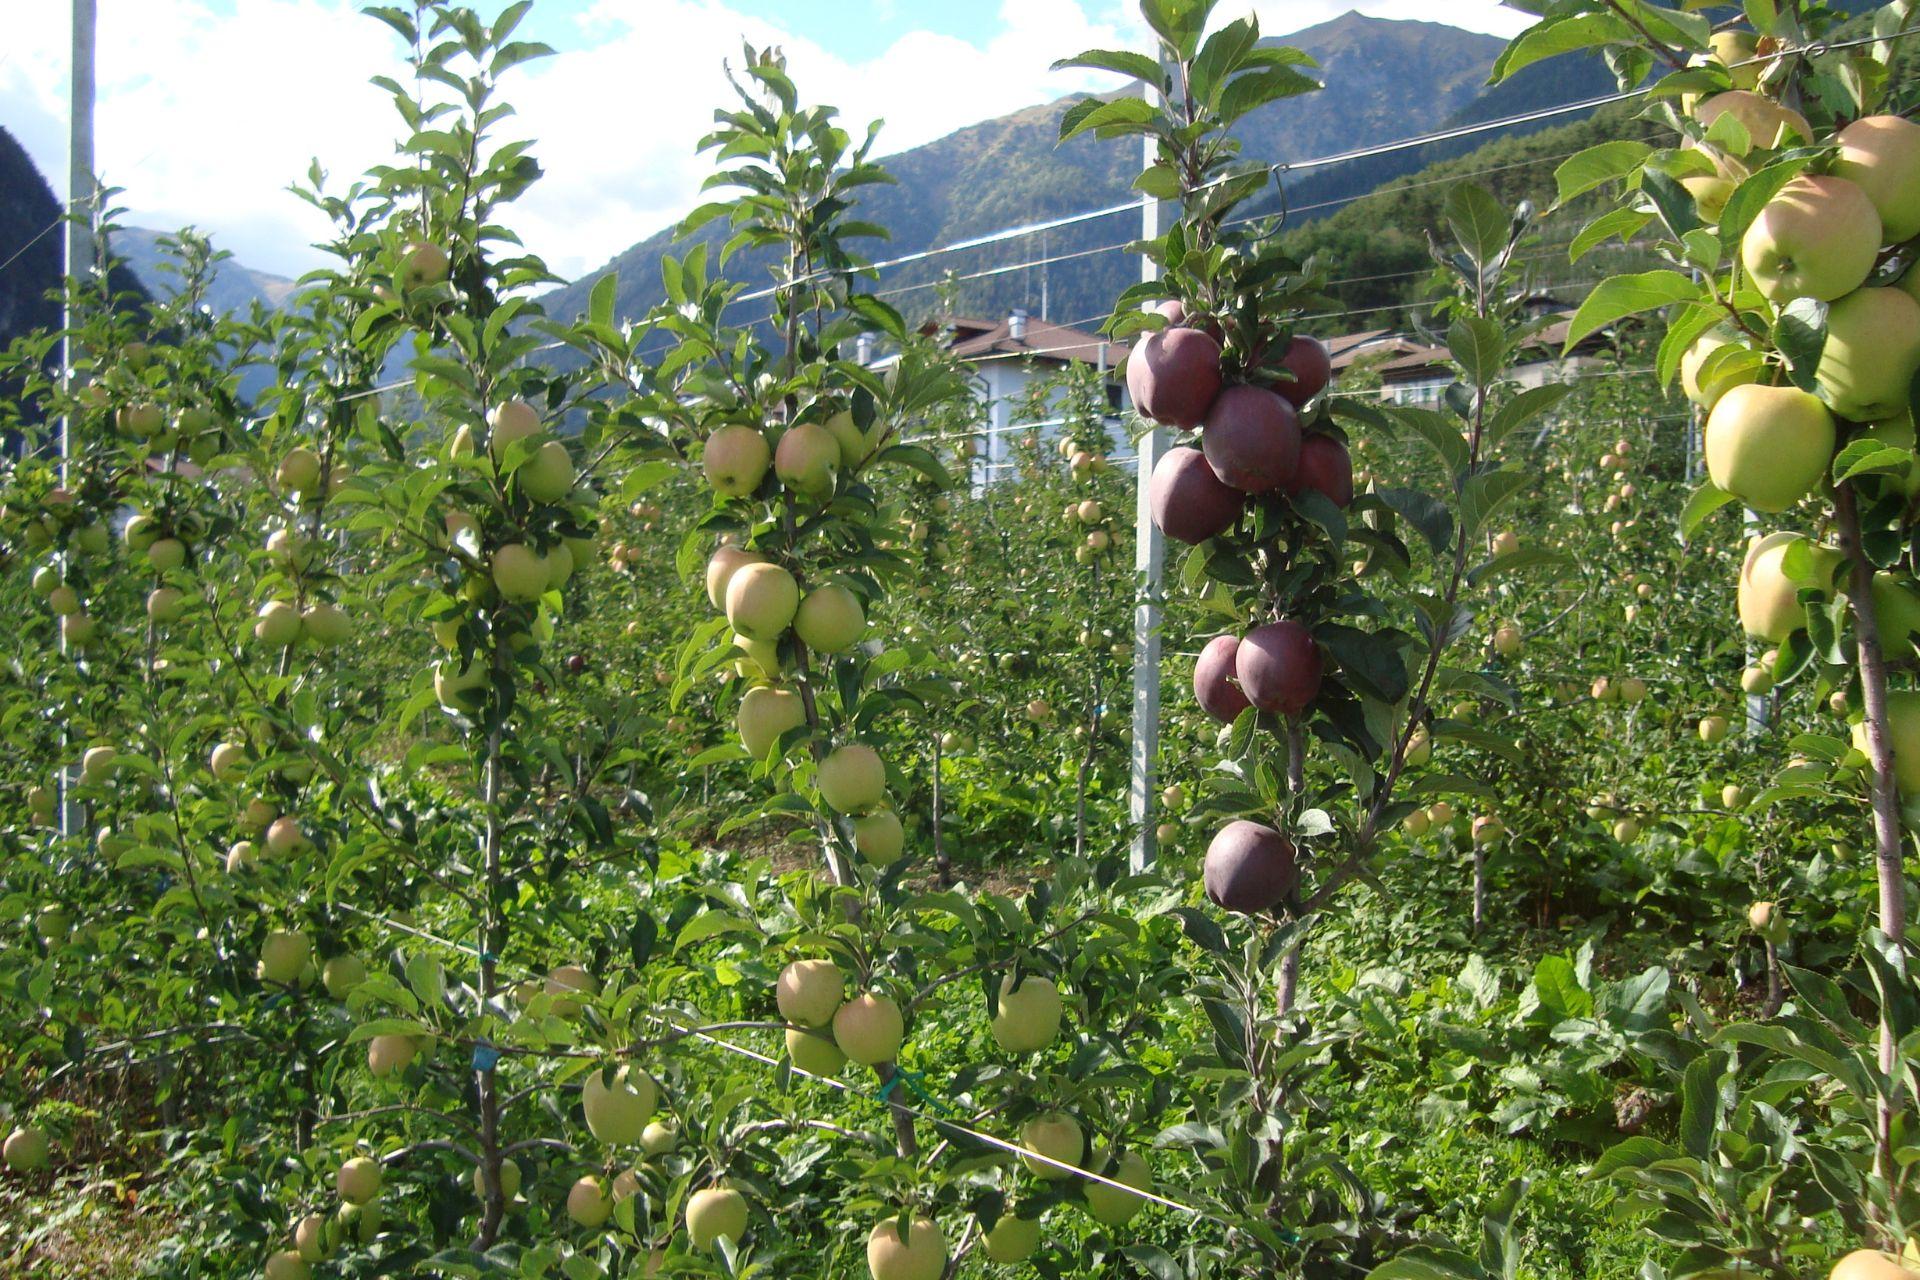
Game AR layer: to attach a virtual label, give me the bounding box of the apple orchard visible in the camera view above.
[6,1,1920,1278]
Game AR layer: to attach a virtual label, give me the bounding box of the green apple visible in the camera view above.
[146,587,185,624]
[582,1065,658,1145]
[1739,531,1841,641]
[2,1126,49,1172]
[1741,175,1882,303]
[491,543,548,602]
[472,1158,521,1201]
[725,563,800,641]
[322,954,366,1000]
[825,410,866,468]
[1833,115,1920,244]
[434,659,487,712]
[259,930,310,985]
[687,1185,749,1250]
[777,958,844,1027]
[852,808,905,865]
[738,685,805,759]
[866,1216,946,1280]
[1695,90,1810,151]
[1864,416,1920,499]
[1020,1112,1084,1180]
[1699,714,1730,742]
[794,583,864,652]
[786,1026,847,1075]
[366,1034,416,1077]
[1853,690,1920,792]
[817,743,886,813]
[566,1174,611,1228]
[276,447,322,494]
[397,240,450,291]
[983,1214,1042,1264]
[1680,148,1748,223]
[704,545,765,609]
[254,601,304,647]
[264,1251,311,1280]
[294,1212,332,1262]
[543,543,575,590]
[1816,288,1920,421]
[1082,1149,1152,1225]
[704,424,771,497]
[302,602,351,647]
[1705,383,1835,511]
[1872,573,1920,657]
[640,1121,676,1156]
[488,399,540,456]
[831,991,904,1064]
[517,440,575,503]
[774,422,841,499]
[990,974,1062,1053]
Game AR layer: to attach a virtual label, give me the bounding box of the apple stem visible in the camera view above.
[1837,478,1909,1202]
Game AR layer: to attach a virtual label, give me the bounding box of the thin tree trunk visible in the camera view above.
[1472,845,1486,935]
[1275,718,1306,1020]
[474,684,506,1247]
[932,734,950,886]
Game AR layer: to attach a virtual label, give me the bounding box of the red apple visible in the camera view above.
[1201,385,1301,493]
[1236,620,1322,715]
[1194,634,1251,724]
[1149,446,1242,544]
[1203,821,1297,913]
[1271,335,1331,406]
[1127,328,1223,429]
[1285,434,1353,508]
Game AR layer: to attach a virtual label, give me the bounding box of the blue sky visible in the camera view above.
[1,0,1532,280]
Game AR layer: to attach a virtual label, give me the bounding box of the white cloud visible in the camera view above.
[0,0,1532,284]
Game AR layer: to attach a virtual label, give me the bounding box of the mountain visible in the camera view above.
[540,12,1533,336]
[115,226,296,315]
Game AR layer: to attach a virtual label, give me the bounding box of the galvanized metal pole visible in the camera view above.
[58,0,98,842]
[1128,62,1174,874]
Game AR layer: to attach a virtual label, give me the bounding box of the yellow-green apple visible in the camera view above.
[1875,573,1920,656]
[367,1034,416,1077]
[786,1026,847,1075]
[294,1212,332,1262]
[322,954,366,1000]
[543,543,575,590]
[259,930,310,984]
[1739,531,1841,640]
[1472,815,1505,844]
[639,1121,677,1157]
[337,1156,382,1205]
[1236,620,1322,714]
[117,402,163,436]
[1403,809,1431,837]
[867,1216,947,1280]
[1863,416,1920,499]
[276,447,322,493]
[687,1185,749,1250]
[1493,625,1522,657]
[1854,690,1920,792]
[1127,327,1222,428]
[825,410,867,468]
[148,537,187,572]
[519,440,575,503]
[146,587,185,623]
[488,399,540,456]
[265,816,308,857]
[1021,1112,1085,1179]
[777,958,844,1027]
[704,424,771,497]
[1202,385,1302,492]
[80,745,116,784]
[738,686,805,759]
[3,1126,48,1171]
[1699,714,1730,742]
[853,809,905,865]
[491,544,549,602]
[1082,1149,1152,1225]
[472,1158,521,1201]
[265,1251,311,1280]
[1705,383,1835,511]
[1681,333,1762,410]
[1822,287,1920,419]
[45,584,78,616]
[434,659,487,713]
[818,743,886,812]
[705,546,766,609]
[725,563,800,641]
[543,964,597,1016]
[983,1214,1042,1263]
[990,974,1062,1053]
[794,583,864,651]
[302,602,351,647]
[566,1175,612,1228]
[1204,821,1297,913]
[832,991,904,1064]
[1695,90,1810,150]
[775,422,841,499]
[1830,1250,1916,1280]
[582,1065,658,1144]
[397,240,449,291]
[733,632,781,679]
[1833,116,1920,244]
[1742,175,1882,302]
[1617,677,1648,703]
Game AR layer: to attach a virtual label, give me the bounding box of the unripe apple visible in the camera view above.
[1236,620,1322,715]
[567,1174,612,1228]
[33,905,70,942]
[1202,384,1301,493]
[775,422,842,499]
[491,544,548,602]
[726,562,801,641]
[254,600,302,646]
[777,958,844,1028]
[1874,573,1920,657]
[147,536,187,572]
[1694,90,1810,151]
[818,743,886,813]
[142,587,184,624]
[704,424,771,497]
[211,742,245,784]
[1402,809,1431,838]
[1742,175,1882,303]
[990,974,1063,1053]
[3,1126,49,1171]
[1471,815,1504,844]
[795,583,865,652]
[265,816,309,857]
[264,1250,311,1280]
[397,240,450,291]
[259,930,310,985]
[1829,1250,1915,1280]
[1428,801,1456,825]
[1020,1112,1084,1180]
[640,1121,676,1157]
[294,1212,332,1262]
[1705,383,1834,513]
[241,798,278,831]
[1699,714,1730,743]
[1816,287,1920,421]
[705,546,766,609]
[322,954,366,1000]
[518,440,575,503]
[1832,115,1920,243]
[1852,689,1920,793]
[117,402,163,436]
[1739,531,1841,641]
[832,991,904,1064]
[1405,726,1432,766]
[1155,821,1178,843]
[1491,530,1519,556]
[739,686,805,759]
[1612,817,1642,842]
[1203,821,1297,913]
[1082,1149,1152,1225]
[983,1214,1042,1264]
[473,1157,521,1201]
[687,1184,749,1250]
[1127,327,1221,428]
[1492,625,1522,657]
[582,1064,659,1145]
[366,1034,417,1077]
[46,584,80,617]
[335,1154,382,1205]
[434,659,487,713]
[825,410,867,468]
[1741,665,1774,695]
[302,602,351,647]
[276,447,322,494]
[853,809,905,865]
[867,1215,947,1280]
[787,1026,847,1075]
[544,964,598,1016]
[1723,784,1748,808]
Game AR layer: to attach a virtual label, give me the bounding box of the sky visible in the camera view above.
[0,0,1534,283]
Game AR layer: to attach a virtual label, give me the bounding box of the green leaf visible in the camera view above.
[1678,1052,1717,1159]
[1485,383,1573,450]
[1680,480,1736,538]
[1375,486,1454,555]
[1570,207,1652,262]
[1317,623,1411,704]
[1058,94,1159,142]
[1218,65,1321,125]
[1444,183,1510,267]
[1775,298,1828,392]
[1049,49,1166,84]
[1554,141,1652,206]
[1381,405,1468,474]
[587,273,616,329]
[1458,469,1530,537]
[1833,439,1912,484]
[1590,1135,1684,1178]
[1366,1247,1485,1280]
[1563,271,1702,351]
[1447,315,1507,388]
[1467,547,1571,587]
[1490,11,1636,83]
[1655,301,1725,389]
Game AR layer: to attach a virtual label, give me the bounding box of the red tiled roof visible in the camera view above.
[923,315,1128,368]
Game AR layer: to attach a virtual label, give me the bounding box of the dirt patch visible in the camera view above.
[0,1177,176,1279]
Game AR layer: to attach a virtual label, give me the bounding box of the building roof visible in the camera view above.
[923,314,1128,370]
